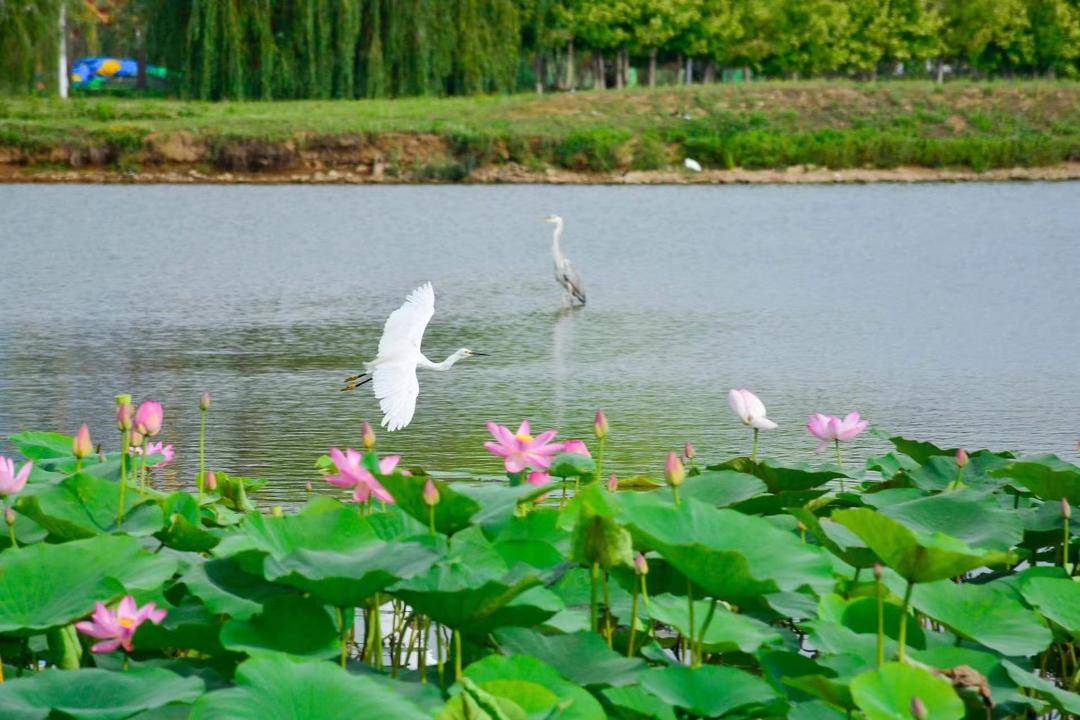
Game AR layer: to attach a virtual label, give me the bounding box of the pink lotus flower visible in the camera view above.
[728,389,777,430]
[75,596,166,653]
[134,401,163,437]
[73,424,93,459]
[325,447,395,504]
[0,456,31,496]
[146,442,174,469]
[484,421,565,473]
[806,412,869,453]
[563,439,591,457]
[527,470,553,487]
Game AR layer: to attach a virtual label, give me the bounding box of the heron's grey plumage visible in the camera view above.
[547,215,586,305]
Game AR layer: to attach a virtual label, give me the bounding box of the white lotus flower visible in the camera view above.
[728,389,777,431]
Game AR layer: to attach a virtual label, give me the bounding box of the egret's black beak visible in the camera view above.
[472,352,490,357]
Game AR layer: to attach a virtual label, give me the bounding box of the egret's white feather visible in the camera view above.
[368,283,435,431]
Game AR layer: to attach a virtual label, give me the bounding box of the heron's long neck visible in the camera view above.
[419,353,461,371]
[551,220,564,260]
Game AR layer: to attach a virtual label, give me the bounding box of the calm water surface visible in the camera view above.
[1,183,1078,505]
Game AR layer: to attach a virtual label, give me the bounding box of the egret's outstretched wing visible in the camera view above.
[556,259,586,304]
[371,283,436,431]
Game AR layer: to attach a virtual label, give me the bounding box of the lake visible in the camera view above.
[1,182,1078,505]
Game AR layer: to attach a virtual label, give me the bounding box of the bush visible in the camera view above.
[554,128,632,171]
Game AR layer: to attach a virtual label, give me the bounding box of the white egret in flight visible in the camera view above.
[544,215,586,306]
[342,283,486,431]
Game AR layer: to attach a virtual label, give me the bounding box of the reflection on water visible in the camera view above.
[1,182,1079,505]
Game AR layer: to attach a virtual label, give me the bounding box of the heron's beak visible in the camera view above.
[471,352,490,356]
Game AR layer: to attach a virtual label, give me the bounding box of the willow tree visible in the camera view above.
[0,0,91,94]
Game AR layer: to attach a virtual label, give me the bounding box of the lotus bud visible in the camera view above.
[129,430,144,448]
[664,451,685,488]
[683,442,696,462]
[199,391,211,412]
[607,474,618,492]
[134,401,164,437]
[422,478,440,507]
[910,697,928,720]
[634,552,649,576]
[204,470,217,492]
[873,562,883,580]
[955,448,969,468]
[361,421,376,450]
[271,506,284,518]
[305,481,313,494]
[73,424,93,459]
[594,411,609,440]
[115,399,133,431]
[5,507,15,527]
[1063,498,1072,520]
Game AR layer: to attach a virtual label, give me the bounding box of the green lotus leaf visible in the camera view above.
[0,534,178,634]
[601,684,679,720]
[911,579,1052,656]
[15,472,164,539]
[494,628,645,687]
[156,492,221,552]
[220,594,340,659]
[179,556,290,621]
[1019,576,1080,636]
[548,452,596,479]
[877,489,1022,551]
[0,666,203,720]
[788,700,849,720]
[570,483,633,570]
[832,508,1015,583]
[991,455,1080,501]
[910,645,1045,716]
[7,431,76,460]
[656,470,766,507]
[839,597,925,649]
[758,650,853,711]
[788,508,877,569]
[455,483,551,526]
[647,593,782,653]
[639,664,781,718]
[189,654,429,720]
[1001,659,1080,716]
[712,457,845,493]
[460,654,607,720]
[850,662,964,720]
[619,493,834,602]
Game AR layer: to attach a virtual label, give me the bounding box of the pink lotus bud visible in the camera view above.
[683,442,696,462]
[134,401,163,437]
[204,470,217,492]
[115,400,133,431]
[955,448,969,468]
[664,451,685,488]
[873,562,883,580]
[1063,498,1072,520]
[422,478,440,507]
[594,411,609,439]
[5,507,15,527]
[564,439,590,456]
[73,424,93,459]
[361,421,376,450]
[910,697,928,720]
[634,552,649,576]
[199,392,211,412]
[607,474,618,492]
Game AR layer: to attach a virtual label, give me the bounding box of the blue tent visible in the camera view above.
[70,57,167,88]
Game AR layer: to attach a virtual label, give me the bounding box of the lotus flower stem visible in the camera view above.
[751,428,759,462]
[593,436,606,485]
[436,622,445,687]
[897,580,914,662]
[1063,498,1071,570]
[6,510,17,550]
[696,599,718,668]
[453,628,463,682]
[0,651,4,683]
[198,408,207,502]
[118,430,129,525]
[602,570,613,647]
[834,440,844,491]
[875,568,884,668]
[627,583,640,658]
[338,607,349,668]
[418,616,428,685]
[138,445,148,496]
[686,580,695,666]
[590,561,600,633]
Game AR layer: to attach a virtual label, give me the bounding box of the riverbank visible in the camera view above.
[2,81,1079,183]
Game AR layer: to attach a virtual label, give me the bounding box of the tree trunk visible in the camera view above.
[615,49,624,89]
[648,48,657,87]
[535,50,543,94]
[936,59,945,84]
[595,53,606,89]
[676,54,683,84]
[57,4,68,99]
[136,27,148,90]
[743,65,751,82]
[685,57,693,85]
[703,60,716,84]
[566,39,575,90]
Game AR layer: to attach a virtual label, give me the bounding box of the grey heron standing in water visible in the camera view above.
[342,283,487,431]
[544,215,586,306]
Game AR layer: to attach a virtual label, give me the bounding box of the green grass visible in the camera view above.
[2,80,1079,173]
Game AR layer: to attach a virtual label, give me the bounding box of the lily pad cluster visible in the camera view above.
[0,422,1077,720]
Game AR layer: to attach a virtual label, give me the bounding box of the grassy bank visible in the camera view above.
[2,81,1080,180]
